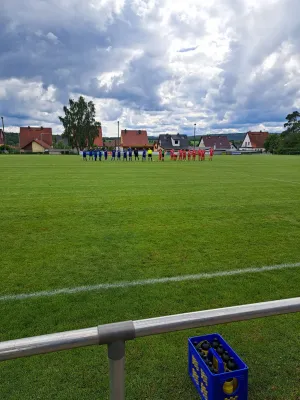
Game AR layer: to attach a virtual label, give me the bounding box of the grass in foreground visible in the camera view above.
[0,154,300,399]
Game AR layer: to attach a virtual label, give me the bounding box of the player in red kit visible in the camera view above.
[158,149,162,161]
[192,149,196,161]
[202,149,206,161]
[183,149,187,161]
[209,147,214,161]
[179,149,183,161]
[198,148,201,161]
[188,150,191,161]
[170,149,174,161]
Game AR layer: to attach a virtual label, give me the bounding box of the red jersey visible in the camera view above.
[183,150,187,158]
[210,148,214,156]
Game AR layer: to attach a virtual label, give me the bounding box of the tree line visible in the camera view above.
[265,111,300,154]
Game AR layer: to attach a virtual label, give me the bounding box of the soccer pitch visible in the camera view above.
[0,154,300,399]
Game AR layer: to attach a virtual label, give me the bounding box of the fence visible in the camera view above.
[1,297,300,399]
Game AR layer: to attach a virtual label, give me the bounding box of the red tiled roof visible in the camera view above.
[21,138,51,150]
[201,135,231,149]
[247,132,269,148]
[121,129,148,147]
[0,129,4,145]
[93,126,103,147]
[20,127,52,148]
[103,138,120,147]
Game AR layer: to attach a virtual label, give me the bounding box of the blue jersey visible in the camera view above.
[142,150,146,157]
[117,151,121,158]
[99,151,102,157]
[123,151,127,157]
[128,150,132,156]
[83,151,86,157]
[104,151,108,157]
[89,150,93,156]
[93,150,97,157]
[112,150,116,157]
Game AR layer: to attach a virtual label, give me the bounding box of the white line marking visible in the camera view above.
[1,262,300,302]
[262,177,300,185]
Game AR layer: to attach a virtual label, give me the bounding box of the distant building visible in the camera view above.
[20,126,52,149]
[103,138,120,148]
[199,135,231,150]
[22,138,51,153]
[120,129,150,148]
[157,133,189,150]
[240,131,269,151]
[93,126,103,147]
[0,129,4,145]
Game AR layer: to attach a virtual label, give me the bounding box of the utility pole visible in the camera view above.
[194,123,196,150]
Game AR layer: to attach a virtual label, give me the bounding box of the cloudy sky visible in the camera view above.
[1,0,300,136]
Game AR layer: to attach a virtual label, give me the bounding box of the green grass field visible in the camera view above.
[0,154,300,399]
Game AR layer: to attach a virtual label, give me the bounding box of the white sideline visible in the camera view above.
[1,262,300,302]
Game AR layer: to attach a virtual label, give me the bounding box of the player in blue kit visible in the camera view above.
[99,149,103,161]
[123,149,127,161]
[93,149,97,161]
[128,147,133,161]
[83,149,87,161]
[117,149,121,161]
[104,149,108,160]
[142,148,146,161]
[89,149,93,160]
[111,148,116,161]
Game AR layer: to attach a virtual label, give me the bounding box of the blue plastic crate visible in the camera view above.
[188,333,248,400]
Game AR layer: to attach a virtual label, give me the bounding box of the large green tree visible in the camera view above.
[265,111,300,154]
[59,96,100,151]
[264,134,280,153]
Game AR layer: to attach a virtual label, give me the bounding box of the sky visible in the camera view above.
[1,0,300,137]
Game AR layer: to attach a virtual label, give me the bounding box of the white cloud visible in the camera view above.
[1,0,300,135]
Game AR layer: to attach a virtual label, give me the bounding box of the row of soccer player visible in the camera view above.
[163,148,214,161]
[82,148,153,161]
[82,147,214,161]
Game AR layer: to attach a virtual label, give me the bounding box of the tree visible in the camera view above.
[283,111,300,131]
[59,96,100,152]
[264,134,280,153]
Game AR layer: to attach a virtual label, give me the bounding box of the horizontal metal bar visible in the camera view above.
[1,297,300,362]
[0,327,99,361]
[133,297,300,337]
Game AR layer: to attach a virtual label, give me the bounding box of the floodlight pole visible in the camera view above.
[194,123,196,150]
[1,117,5,147]
[117,121,119,151]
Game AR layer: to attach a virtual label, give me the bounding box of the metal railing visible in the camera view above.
[1,297,300,399]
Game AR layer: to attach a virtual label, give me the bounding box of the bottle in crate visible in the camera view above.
[188,333,248,400]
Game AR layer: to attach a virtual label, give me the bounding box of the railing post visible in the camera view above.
[108,341,125,400]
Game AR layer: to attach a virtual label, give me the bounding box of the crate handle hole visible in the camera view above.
[223,377,238,395]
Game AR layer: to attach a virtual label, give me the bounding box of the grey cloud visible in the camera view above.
[1,0,300,135]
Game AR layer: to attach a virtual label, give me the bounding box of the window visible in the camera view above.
[174,140,178,145]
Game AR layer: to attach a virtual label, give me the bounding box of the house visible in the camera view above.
[157,133,190,150]
[199,135,231,150]
[0,129,4,145]
[93,126,103,147]
[103,138,120,148]
[20,126,52,149]
[120,129,150,148]
[22,138,51,153]
[240,131,269,151]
